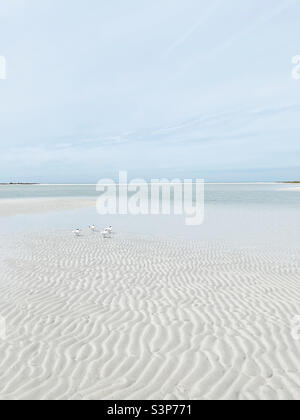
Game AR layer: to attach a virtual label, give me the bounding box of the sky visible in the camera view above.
[0,0,300,183]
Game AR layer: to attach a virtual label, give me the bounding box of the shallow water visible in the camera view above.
[0,184,299,246]
[0,183,299,207]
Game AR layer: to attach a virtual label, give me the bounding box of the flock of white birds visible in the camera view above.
[72,225,113,238]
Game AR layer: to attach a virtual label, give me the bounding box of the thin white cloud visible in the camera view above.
[164,0,221,57]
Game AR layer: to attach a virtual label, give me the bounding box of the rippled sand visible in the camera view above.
[0,230,300,400]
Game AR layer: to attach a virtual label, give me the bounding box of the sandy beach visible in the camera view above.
[0,197,95,217]
[0,215,300,400]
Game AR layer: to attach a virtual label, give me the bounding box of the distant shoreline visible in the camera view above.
[278,181,300,184]
[0,182,299,186]
[0,183,39,185]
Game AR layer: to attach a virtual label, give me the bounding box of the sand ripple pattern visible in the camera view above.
[0,232,300,400]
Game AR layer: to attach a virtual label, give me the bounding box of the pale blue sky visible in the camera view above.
[0,0,300,182]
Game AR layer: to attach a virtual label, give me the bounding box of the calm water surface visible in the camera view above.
[0,184,299,244]
[0,184,299,207]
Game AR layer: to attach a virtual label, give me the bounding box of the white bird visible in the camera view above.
[72,229,81,237]
[101,230,111,239]
[89,225,96,232]
[104,226,113,234]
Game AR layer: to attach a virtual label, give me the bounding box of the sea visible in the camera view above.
[0,183,299,246]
